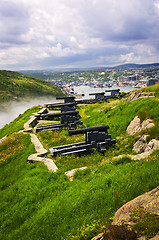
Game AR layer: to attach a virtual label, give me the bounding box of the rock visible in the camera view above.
[133,135,148,153]
[145,139,159,152]
[30,134,47,156]
[28,133,58,172]
[142,119,155,130]
[112,186,159,226]
[91,233,104,240]
[130,150,154,160]
[28,154,58,172]
[126,116,141,135]
[65,167,87,181]
[114,137,159,161]
[149,236,159,240]
[126,116,155,136]
[0,136,7,144]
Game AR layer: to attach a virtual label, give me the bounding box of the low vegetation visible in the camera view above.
[0,84,159,239]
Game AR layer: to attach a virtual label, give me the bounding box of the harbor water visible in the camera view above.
[0,86,136,129]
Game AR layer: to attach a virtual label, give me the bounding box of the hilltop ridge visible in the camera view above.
[0,70,63,103]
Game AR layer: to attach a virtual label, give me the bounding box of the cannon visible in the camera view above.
[105,89,121,97]
[61,115,82,124]
[56,96,76,103]
[61,106,76,112]
[40,110,79,120]
[45,102,77,109]
[35,120,82,132]
[35,110,82,132]
[68,125,109,135]
[76,92,107,104]
[49,125,116,156]
[89,92,106,100]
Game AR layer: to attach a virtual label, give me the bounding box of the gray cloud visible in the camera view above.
[0,0,159,70]
[0,1,30,45]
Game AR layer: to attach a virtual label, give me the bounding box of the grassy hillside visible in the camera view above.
[0,84,159,239]
[0,70,63,103]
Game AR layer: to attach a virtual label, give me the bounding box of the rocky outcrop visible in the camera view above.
[112,187,159,226]
[126,116,155,136]
[145,139,159,152]
[133,135,148,153]
[141,119,155,131]
[113,137,159,161]
[133,137,159,155]
[126,116,141,135]
[92,187,159,240]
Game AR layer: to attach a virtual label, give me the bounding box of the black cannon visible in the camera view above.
[35,119,82,132]
[35,110,82,132]
[105,89,121,97]
[61,115,81,124]
[89,92,106,100]
[61,106,76,112]
[56,96,76,103]
[45,102,77,109]
[49,125,116,156]
[40,110,79,120]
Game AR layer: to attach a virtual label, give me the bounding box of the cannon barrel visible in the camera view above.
[42,110,79,118]
[105,89,120,92]
[45,102,77,108]
[56,96,75,100]
[89,92,105,96]
[68,125,109,136]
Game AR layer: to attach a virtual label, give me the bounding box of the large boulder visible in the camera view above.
[91,187,159,240]
[112,187,159,226]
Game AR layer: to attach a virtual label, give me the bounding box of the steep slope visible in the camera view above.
[0,85,159,240]
[0,70,63,103]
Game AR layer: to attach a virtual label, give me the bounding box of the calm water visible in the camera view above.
[74,85,136,99]
[0,86,136,129]
[0,96,59,129]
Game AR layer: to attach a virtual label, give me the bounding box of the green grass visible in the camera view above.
[0,70,63,103]
[78,97,159,140]
[0,133,158,240]
[0,85,159,239]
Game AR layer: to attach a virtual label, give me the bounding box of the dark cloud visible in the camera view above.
[0,0,159,70]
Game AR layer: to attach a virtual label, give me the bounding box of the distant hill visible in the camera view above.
[112,63,159,70]
[20,63,159,80]
[0,70,63,103]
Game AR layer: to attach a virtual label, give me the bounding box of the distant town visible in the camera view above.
[21,63,159,95]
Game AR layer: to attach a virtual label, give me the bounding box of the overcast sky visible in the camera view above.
[0,0,159,70]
